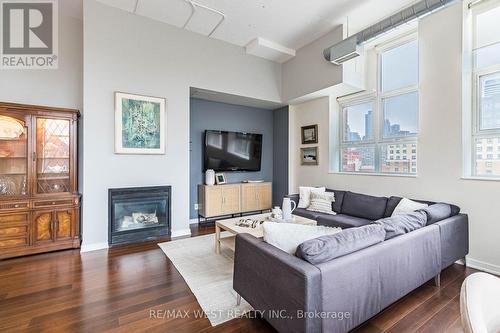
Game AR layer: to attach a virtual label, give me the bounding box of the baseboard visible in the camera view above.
[80,242,109,253]
[171,228,192,239]
[466,257,500,276]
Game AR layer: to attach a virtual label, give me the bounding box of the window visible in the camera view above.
[339,37,419,174]
[472,2,500,177]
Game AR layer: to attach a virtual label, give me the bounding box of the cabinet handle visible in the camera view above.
[52,202,56,205]
[32,152,36,162]
[14,204,19,208]
[51,218,55,238]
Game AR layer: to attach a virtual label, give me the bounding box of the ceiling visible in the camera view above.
[95,0,367,50]
[190,88,283,110]
[96,0,416,62]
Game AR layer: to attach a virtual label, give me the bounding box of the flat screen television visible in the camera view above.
[204,130,262,172]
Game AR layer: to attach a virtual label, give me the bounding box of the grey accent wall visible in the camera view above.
[190,98,274,219]
[273,106,289,206]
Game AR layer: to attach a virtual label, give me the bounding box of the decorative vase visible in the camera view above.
[282,198,297,221]
[205,169,215,186]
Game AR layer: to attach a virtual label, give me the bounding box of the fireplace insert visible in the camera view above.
[108,186,171,246]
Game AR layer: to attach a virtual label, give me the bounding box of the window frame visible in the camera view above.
[339,33,419,175]
[470,0,500,177]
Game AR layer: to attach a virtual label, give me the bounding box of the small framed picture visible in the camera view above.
[301,147,319,166]
[215,173,227,185]
[301,125,318,144]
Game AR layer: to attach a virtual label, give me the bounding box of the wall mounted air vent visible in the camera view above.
[324,0,457,65]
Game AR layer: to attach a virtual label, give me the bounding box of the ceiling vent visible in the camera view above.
[324,0,457,65]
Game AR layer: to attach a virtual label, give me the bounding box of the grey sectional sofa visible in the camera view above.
[233,189,468,333]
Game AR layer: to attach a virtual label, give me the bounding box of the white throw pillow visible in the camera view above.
[298,186,326,208]
[392,198,429,216]
[307,192,336,215]
[262,222,341,254]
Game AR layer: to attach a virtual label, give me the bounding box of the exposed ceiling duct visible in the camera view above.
[324,0,457,65]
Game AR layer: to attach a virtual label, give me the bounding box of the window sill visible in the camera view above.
[329,171,417,178]
[461,176,500,182]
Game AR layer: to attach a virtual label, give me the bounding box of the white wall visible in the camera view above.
[289,3,500,273]
[82,0,281,249]
[0,7,83,109]
[282,27,343,102]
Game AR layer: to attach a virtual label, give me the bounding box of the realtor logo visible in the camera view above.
[1,0,58,69]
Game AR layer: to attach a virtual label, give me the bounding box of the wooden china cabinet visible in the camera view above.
[0,102,80,259]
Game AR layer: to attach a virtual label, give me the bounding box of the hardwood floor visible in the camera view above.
[0,224,474,333]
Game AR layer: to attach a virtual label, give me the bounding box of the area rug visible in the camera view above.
[158,233,252,326]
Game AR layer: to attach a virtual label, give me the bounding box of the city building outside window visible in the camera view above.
[471,1,500,177]
[339,35,419,175]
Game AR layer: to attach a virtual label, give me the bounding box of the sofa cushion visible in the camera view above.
[262,222,341,254]
[293,208,322,220]
[326,189,345,213]
[298,186,326,208]
[307,192,336,215]
[421,203,452,225]
[341,191,388,220]
[296,224,386,264]
[392,198,429,216]
[385,196,461,217]
[373,211,428,240]
[384,196,402,217]
[316,214,372,229]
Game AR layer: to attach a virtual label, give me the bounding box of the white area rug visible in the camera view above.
[158,233,252,326]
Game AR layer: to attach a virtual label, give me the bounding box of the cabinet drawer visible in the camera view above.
[33,199,76,208]
[0,225,28,238]
[0,237,28,249]
[0,213,29,224]
[0,201,29,211]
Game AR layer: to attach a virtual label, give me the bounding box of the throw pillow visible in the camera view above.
[420,203,452,225]
[373,211,428,240]
[262,222,341,254]
[298,186,326,208]
[391,198,428,216]
[307,192,336,215]
[296,224,386,264]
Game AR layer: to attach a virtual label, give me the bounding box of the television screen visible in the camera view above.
[204,130,262,172]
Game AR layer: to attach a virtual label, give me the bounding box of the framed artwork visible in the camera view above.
[215,173,227,185]
[301,147,318,166]
[301,124,318,144]
[115,92,166,154]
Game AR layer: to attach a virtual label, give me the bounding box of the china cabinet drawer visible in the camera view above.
[0,201,29,211]
[0,213,28,224]
[0,225,28,238]
[0,237,28,249]
[33,198,77,208]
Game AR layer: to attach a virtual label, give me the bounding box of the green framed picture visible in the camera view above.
[115,92,166,154]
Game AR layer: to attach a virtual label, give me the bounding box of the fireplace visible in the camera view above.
[108,186,171,246]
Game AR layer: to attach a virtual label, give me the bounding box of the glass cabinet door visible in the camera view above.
[0,115,28,197]
[36,118,71,194]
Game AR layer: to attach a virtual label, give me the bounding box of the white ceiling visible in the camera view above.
[190,87,283,110]
[96,0,416,61]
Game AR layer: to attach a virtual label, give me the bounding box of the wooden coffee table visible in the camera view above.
[215,213,316,254]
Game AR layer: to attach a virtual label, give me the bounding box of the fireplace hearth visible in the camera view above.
[108,186,171,246]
